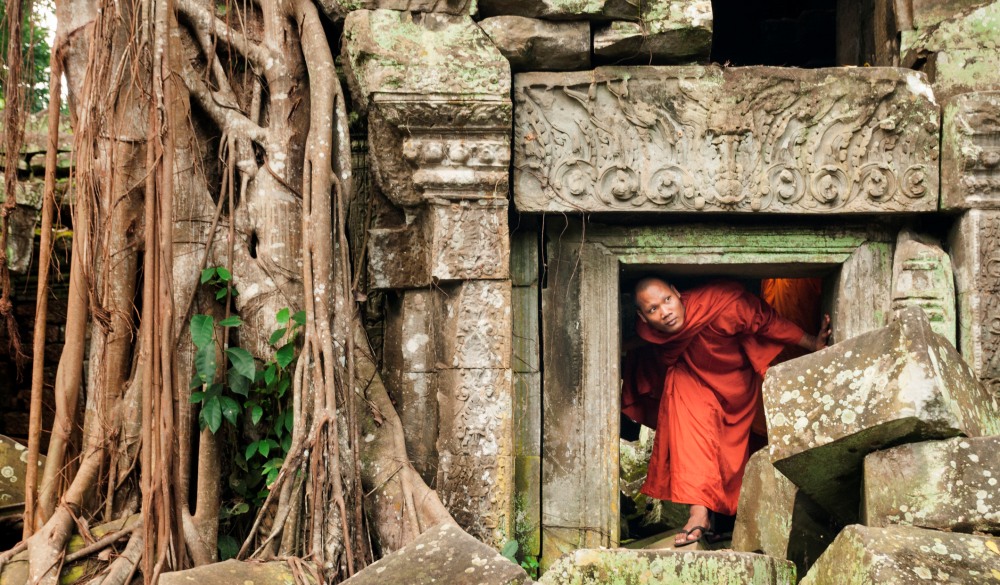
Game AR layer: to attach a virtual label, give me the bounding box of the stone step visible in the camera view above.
[863,435,1000,534]
[800,524,1000,584]
[764,307,1000,524]
[537,548,796,585]
[624,528,732,551]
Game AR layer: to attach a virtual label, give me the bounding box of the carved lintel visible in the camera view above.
[514,66,940,214]
[942,91,1000,210]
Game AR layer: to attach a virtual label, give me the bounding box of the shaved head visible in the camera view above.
[634,277,674,300]
[634,277,686,334]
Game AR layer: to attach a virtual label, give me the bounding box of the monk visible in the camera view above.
[622,278,830,546]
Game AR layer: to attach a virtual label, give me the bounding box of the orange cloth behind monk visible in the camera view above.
[621,281,806,515]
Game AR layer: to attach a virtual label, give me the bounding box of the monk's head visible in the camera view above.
[635,277,686,334]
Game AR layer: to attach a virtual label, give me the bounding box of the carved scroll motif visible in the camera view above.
[942,91,1000,209]
[980,215,1000,397]
[514,66,940,213]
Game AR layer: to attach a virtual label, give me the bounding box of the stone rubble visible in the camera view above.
[478,16,590,71]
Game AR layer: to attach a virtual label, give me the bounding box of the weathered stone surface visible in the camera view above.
[890,229,956,344]
[428,200,509,281]
[440,280,512,369]
[4,205,38,274]
[478,17,590,71]
[864,435,1000,534]
[732,450,839,579]
[317,0,473,21]
[367,223,431,289]
[901,1,1000,100]
[831,240,893,342]
[620,428,689,539]
[941,91,1000,209]
[593,1,712,63]
[344,523,529,585]
[799,524,1000,585]
[436,367,514,546]
[160,560,315,585]
[514,66,939,213]
[765,307,1000,523]
[0,435,43,515]
[536,548,797,585]
[902,0,996,30]
[949,210,1000,398]
[478,0,639,21]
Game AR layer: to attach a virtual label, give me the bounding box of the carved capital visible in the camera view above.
[514,66,940,214]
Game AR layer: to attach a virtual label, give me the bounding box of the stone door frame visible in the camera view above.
[538,219,893,564]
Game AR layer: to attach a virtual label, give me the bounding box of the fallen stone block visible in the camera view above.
[863,435,1000,534]
[477,0,639,21]
[0,434,44,515]
[160,560,316,585]
[764,307,1000,524]
[341,523,530,585]
[593,0,713,64]
[536,548,796,585]
[732,450,839,579]
[316,0,474,21]
[799,524,1000,585]
[479,17,590,71]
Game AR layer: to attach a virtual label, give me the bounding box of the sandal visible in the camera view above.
[674,525,712,547]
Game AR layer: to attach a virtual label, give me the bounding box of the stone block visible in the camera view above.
[536,548,796,585]
[514,66,939,213]
[593,1,713,64]
[831,240,893,342]
[160,560,317,585]
[890,229,956,344]
[429,200,510,282]
[863,436,1000,533]
[510,230,539,287]
[764,307,1000,524]
[512,287,539,373]
[513,371,540,453]
[907,0,996,30]
[439,280,512,369]
[901,2,1000,100]
[514,454,541,557]
[799,524,1000,585]
[316,0,473,21]
[368,225,430,289]
[342,523,530,585]
[436,368,514,546]
[384,289,438,375]
[478,0,639,21]
[941,91,1000,210]
[0,435,43,510]
[732,450,839,580]
[949,210,1000,398]
[478,17,590,71]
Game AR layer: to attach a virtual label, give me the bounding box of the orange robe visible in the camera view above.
[621,282,806,515]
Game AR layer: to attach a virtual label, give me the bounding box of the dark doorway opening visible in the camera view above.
[710,0,837,67]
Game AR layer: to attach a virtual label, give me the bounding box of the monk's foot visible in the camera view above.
[674,505,712,547]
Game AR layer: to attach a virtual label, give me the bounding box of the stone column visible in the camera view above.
[342,9,514,545]
[944,91,1000,399]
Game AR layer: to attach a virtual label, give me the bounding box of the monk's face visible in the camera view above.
[636,281,686,334]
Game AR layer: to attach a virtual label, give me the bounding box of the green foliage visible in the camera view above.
[187,267,305,560]
[499,540,540,579]
[0,0,54,113]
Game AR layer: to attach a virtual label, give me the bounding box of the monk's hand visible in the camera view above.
[815,314,832,351]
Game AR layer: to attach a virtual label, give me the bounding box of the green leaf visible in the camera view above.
[281,434,291,453]
[220,396,240,426]
[189,374,203,390]
[226,347,256,380]
[276,343,295,369]
[232,502,250,515]
[194,344,217,384]
[251,403,264,425]
[228,368,250,397]
[189,391,205,403]
[218,535,239,561]
[201,267,216,284]
[190,314,215,349]
[277,377,290,398]
[264,363,277,386]
[268,328,287,346]
[292,310,306,327]
[215,288,229,300]
[501,540,518,561]
[216,266,232,282]
[258,440,270,458]
[246,441,259,461]
[276,308,290,325]
[219,315,243,327]
[201,396,222,433]
[284,410,293,433]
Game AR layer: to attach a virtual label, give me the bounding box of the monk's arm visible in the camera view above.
[795,314,832,352]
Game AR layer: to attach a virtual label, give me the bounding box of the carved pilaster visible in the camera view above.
[514,66,939,214]
[942,91,1000,210]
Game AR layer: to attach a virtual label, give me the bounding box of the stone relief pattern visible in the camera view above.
[955,98,1000,201]
[980,214,1000,398]
[515,72,939,213]
[437,368,511,543]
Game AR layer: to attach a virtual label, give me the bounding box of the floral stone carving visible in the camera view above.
[941,91,1000,209]
[514,66,940,213]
